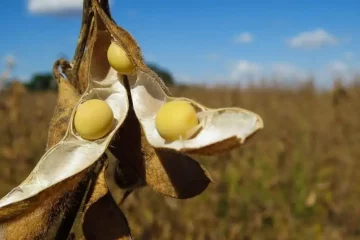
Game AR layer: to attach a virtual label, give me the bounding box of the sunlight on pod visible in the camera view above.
[155,100,199,142]
[0,28,129,209]
[107,41,135,74]
[74,99,114,140]
[129,71,264,152]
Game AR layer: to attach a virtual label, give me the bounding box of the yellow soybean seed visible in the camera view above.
[74,99,114,140]
[155,100,199,141]
[107,41,135,74]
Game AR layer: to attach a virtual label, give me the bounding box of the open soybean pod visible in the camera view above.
[0,1,129,216]
[91,0,264,198]
[92,0,263,155]
[129,71,264,154]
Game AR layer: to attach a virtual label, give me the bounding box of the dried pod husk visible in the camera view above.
[129,71,263,154]
[47,77,80,149]
[0,9,129,214]
[0,170,90,240]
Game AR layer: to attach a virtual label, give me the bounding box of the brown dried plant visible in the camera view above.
[0,1,263,239]
[0,82,27,184]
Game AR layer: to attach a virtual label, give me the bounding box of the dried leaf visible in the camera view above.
[83,193,132,240]
[81,165,132,240]
[145,148,212,199]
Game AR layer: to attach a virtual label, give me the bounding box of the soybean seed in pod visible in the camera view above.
[107,41,135,74]
[155,100,199,142]
[74,99,114,140]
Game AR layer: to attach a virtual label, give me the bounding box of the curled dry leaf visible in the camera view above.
[81,164,132,240]
[83,193,132,240]
[146,149,213,199]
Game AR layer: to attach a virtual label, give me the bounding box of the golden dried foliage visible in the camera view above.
[1,83,360,239]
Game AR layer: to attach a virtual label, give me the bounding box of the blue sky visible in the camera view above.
[0,0,359,88]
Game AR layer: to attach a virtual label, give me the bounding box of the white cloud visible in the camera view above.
[326,60,359,82]
[173,57,360,88]
[288,29,338,49]
[308,60,360,87]
[270,63,309,80]
[230,60,263,82]
[234,32,253,44]
[229,60,311,85]
[328,60,349,73]
[28,0,83,15]
[173,58,359,88]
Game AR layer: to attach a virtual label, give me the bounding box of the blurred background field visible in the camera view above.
[1,77,360,239]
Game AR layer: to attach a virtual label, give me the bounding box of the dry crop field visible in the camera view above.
[0,81,360,240]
